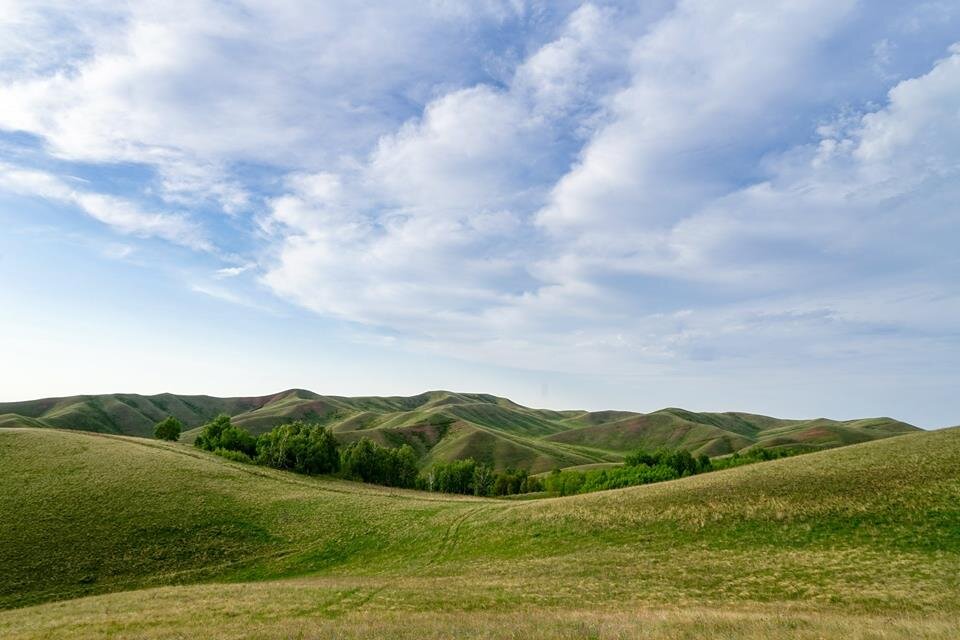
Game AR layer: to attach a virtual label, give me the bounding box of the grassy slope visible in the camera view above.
[544,408,918,457]
[0,390,919,473]
[1,426,959,638]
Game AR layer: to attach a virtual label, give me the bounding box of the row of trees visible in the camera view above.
[183,414,536,496]
[257,420,339,474]
[156,414,802,498]
[543,446,805,496]
[709,446,801,470]
[339,438,419,488]
[543,464,679,496]
[422,459,542,496]
[624,448,713,476]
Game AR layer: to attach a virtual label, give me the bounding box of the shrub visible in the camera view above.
[214,448,253,463]
[154,416,183,441]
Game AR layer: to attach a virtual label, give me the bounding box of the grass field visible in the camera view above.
[1,425,958,638]
[0,389,919,472]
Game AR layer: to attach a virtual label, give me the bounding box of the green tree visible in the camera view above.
[340,438,380,482]
[338,439,418,488]
[389,444,420,489]
[472,463,494,496]
[154,416,182,441]
[194,414,256,457]
[256,421,340,474]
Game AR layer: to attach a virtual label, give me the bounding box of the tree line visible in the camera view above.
[422,459,542,496]
[155,414,803,497]
[156,414,541,496]
[543,446,805,496]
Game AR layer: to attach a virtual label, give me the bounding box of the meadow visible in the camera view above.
[1,425,958,638]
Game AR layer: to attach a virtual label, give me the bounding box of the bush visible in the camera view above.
[154,416,183,441]
[214,448,253,463]
[256,421,340,475]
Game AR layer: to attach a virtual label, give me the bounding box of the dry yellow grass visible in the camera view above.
[1,579,958,640]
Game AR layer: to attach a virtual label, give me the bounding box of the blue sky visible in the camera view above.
[1,1,959,427]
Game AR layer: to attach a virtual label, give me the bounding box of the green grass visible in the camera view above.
[0,390,919,472]
[1,425,958,638]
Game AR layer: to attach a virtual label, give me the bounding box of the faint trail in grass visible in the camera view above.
[424,504,497,570]
[309,503,500,617]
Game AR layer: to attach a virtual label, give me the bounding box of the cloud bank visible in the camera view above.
[1,0,958,401]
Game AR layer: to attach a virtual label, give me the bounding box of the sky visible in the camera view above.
[1,1,958,427]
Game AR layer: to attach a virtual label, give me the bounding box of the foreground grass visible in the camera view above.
[3,581,959,640]
[1,426,959,638]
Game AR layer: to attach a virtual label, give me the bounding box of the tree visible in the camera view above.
[624,449,657,467]
[195,414,256,457]
[340,438,380,482]
[194,414,230,450]
[338,438,418,488]
[256,421,340,474]
[389,444,420,489]
[472,462,494,496]
[696,454,712,473]
[431,459,477,494]
[154,416,183,441]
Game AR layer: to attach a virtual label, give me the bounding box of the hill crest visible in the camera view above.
[0,390,919,473]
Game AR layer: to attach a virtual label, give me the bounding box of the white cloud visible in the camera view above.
[1,0,958,404]
[214,264,255,279]
[259,5,630,337]
[0,0,534,210]
[536,0,860,238]
[257,3,960,381]
[0,164,209,249]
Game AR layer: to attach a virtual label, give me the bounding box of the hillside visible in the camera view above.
[0,426,958,638]
[0,389,919,472]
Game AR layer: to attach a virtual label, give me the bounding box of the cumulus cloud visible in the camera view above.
[1,0,958,388]
[0,0,533,211]
[261,2,960,379]
[260,4,630,336]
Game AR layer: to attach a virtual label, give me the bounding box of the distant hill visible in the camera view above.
[0,389,918,472]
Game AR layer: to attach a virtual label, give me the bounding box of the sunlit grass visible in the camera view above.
[1,426,958,638]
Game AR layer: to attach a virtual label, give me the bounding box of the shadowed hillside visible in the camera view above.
[0,390,918,472]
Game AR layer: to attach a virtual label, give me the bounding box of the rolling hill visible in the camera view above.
[0,389,918,472]
[0,426,958,638]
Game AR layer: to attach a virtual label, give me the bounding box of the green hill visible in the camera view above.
[0,390,919,472]
[0,426,957,638]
